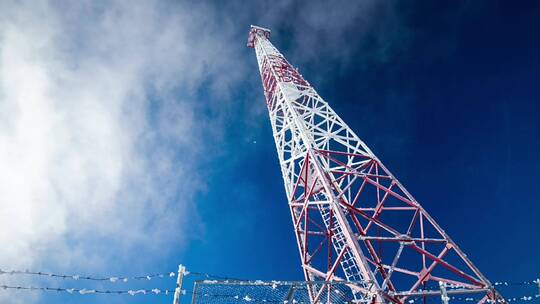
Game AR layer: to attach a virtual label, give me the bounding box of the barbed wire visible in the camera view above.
[0,268,176,282]
[0,284,299,302]
[0,284,176,295]
[494,280,540,287]
[447,295,540,302]
[3,267,537,288]
[0,267,239,283]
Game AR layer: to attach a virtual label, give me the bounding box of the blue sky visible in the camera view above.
[1,1,539,303]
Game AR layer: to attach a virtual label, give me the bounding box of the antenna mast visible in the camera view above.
[248,25,505,304]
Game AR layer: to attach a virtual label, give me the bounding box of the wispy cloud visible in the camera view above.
[238,1,408,74]
[0,1,243,298]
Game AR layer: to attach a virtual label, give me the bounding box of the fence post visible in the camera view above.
[285,284,297,303]
[173,264,186,304]
[439,281,449,304]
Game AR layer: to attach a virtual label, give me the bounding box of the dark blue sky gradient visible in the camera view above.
[182,0,540,287]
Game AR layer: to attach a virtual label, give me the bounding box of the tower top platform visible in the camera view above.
[247,25,271,48]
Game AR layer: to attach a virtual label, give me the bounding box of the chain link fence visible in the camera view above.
[190,279,373,304]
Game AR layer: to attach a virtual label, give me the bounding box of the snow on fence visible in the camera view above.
[190,279,371,304]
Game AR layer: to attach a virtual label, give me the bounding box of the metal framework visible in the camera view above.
[248,25,506,304]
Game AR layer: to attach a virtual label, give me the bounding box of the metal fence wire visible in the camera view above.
[190,280,371,304]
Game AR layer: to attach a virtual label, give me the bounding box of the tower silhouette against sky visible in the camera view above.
[248,25,505,304]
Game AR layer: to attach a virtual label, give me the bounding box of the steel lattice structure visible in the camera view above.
[248,25,506,304]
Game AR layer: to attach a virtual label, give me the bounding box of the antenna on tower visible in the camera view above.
[247,25,271,48]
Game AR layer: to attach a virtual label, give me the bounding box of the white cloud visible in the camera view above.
[0,1,242,299]
[0,0,408,302]
[239,0,408,80]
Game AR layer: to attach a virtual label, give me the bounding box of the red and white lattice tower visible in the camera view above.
[247,25,505,304]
